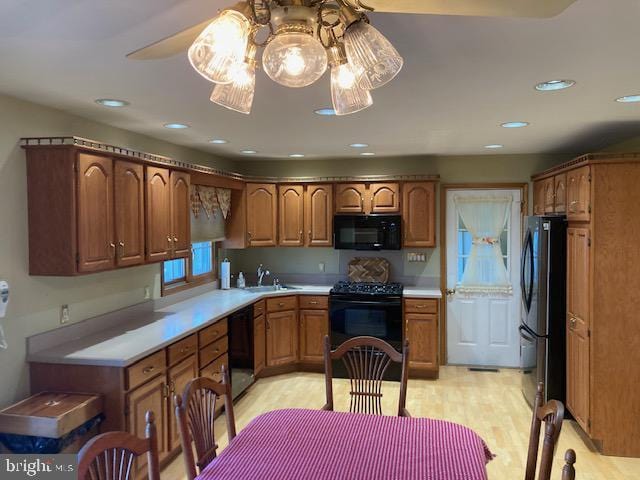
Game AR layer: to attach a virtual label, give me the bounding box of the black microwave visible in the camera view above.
[333,215,402,250]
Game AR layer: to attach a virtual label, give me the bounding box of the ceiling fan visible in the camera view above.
[126,0,578,116]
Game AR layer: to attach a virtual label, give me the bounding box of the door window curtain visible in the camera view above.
[454,195,512,295]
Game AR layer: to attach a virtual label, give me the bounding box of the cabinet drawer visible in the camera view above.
[253,300,266,318]
[200,353,229,383]
[299,295,328,310]
[126,350,166,390]
[167,334,197,366]
[199,318,228,348]
[199,335,228,368]
[267,296,297,313]
[404,299,438,314]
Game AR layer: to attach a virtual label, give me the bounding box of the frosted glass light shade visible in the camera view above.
[210,61,256,114]
[262,32,328,88]
[344,21,403,90]
[331,62,372,115]
[188,10,250,84]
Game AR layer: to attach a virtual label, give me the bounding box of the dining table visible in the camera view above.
[196,408,494,480]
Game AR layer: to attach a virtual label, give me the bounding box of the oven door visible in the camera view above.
[329,296,403,351]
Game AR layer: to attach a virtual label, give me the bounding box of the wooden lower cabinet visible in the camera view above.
[403,298,439,378]
[299,309,328,364]
[126,375,168,478]
[266,310,298,367]
[167,355,197,451]
[567,322,589,432]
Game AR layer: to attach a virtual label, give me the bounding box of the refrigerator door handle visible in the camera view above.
[521,229,534,312]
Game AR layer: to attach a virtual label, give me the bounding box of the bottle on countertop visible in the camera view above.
[237,272,246,289]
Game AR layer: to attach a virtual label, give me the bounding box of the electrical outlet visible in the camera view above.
[144,286,151,299]
[319,262,325,273]
[60,305,70,324]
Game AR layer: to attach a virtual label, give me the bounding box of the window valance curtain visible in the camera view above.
[454,195,512,295]
[190,185,231,220]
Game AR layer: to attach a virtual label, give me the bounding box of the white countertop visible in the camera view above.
[28,284,441,368]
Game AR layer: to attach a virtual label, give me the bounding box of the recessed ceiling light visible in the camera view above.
[209,139,228,144]
[163,123,189,129]
[289,154,305,158]
[349,143,369,148]
[314,108,336,116]
[501,121,529,128]
[360,152,376,156]
[484,144,504,149]
[616,95,640,103]
[240,149,257,155]
[535,80,576,91]
[95,98,129,107]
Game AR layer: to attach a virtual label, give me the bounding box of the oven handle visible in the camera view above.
[330,299,402,307]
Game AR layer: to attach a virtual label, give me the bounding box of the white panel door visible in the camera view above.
[446,189,522,367]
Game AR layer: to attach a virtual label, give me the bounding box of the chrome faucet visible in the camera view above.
[257,264,270,286]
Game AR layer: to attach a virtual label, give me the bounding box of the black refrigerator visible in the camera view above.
[520,215,567,408]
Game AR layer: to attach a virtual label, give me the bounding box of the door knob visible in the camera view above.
[446,288,456,296]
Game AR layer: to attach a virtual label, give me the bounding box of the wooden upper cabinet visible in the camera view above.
[114,161,145,267]
[369,183,400,213]
[543,177,555,213]
[402,182,436,248]
[278,185,304,246]
[554,173,567,213]
[533,180,545,215]
[335,183,366,213]
[145,167,172,263]
[170,171,191,258]
[305,184,333,247]
[77,153,115,273]
[246,183,277,247]
[567,166,591,221]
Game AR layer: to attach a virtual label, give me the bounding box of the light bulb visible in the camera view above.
[262,30,327,88]
[344,21,403,90]
[188,10,251,84]
[330,62,372,116]
[210,50,256,114]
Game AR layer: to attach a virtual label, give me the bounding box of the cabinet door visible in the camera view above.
[543,177,555,213]
[114,161,145,267]
[533,180,545,215]
[335,183,366,213]
[554,173,567,213]
[405,313,438,370]
[126,375,168,477]
[254,315,266,376]
[246,183,277,247]
[299,309,328,364]
[304,184,333,247]
[402,182,436,247]
[266,310,298,367]
[370,183,400,213]
[170,171,191,258]
[567,166,591,221]
[167,355,197,451]
[145,167,172,262]
[566,227,590,431]
[278,185,304,246]
[77,153,115,272]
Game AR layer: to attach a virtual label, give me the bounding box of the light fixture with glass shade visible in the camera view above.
[210,44,257,114]
[187,0,402,115]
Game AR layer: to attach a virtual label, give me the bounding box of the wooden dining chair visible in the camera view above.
[174,365,237,480]
[322,335,410,417]
[561,449,577,480]
[77,410,159,480]
[525,382,566,480]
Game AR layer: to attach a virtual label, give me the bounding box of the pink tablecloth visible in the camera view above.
[197,408,494,480]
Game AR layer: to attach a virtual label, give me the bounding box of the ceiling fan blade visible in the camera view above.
[126,17,215,60]
[360,0,578,18]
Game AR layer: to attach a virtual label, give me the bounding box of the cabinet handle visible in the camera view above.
[109,242,116,258]
[142,366,155,374]
[174,237,178,243]
[309,301,318,305]
[169,380,176,394]
[569,317,577,329]
[266,319,270,330]
[308,230,312,242]
[167,236,173,244]
[299,230,303,241]
[278,302,285,307]
[162,383,170,399]
[179,346,190,354]
[118,241,125,257]
[360,195,364,211]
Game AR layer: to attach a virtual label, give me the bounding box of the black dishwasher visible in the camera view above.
[228,305,254,398]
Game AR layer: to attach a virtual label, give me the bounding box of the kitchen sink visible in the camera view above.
[243,285,300,293]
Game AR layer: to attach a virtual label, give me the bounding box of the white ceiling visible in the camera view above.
[1,0,640,160]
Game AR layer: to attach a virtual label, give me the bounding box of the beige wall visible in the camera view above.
[0,94,232,408]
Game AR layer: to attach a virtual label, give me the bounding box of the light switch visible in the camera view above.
[60,305,70,324]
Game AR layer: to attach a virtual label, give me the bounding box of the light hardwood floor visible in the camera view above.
[163,366,640,479]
